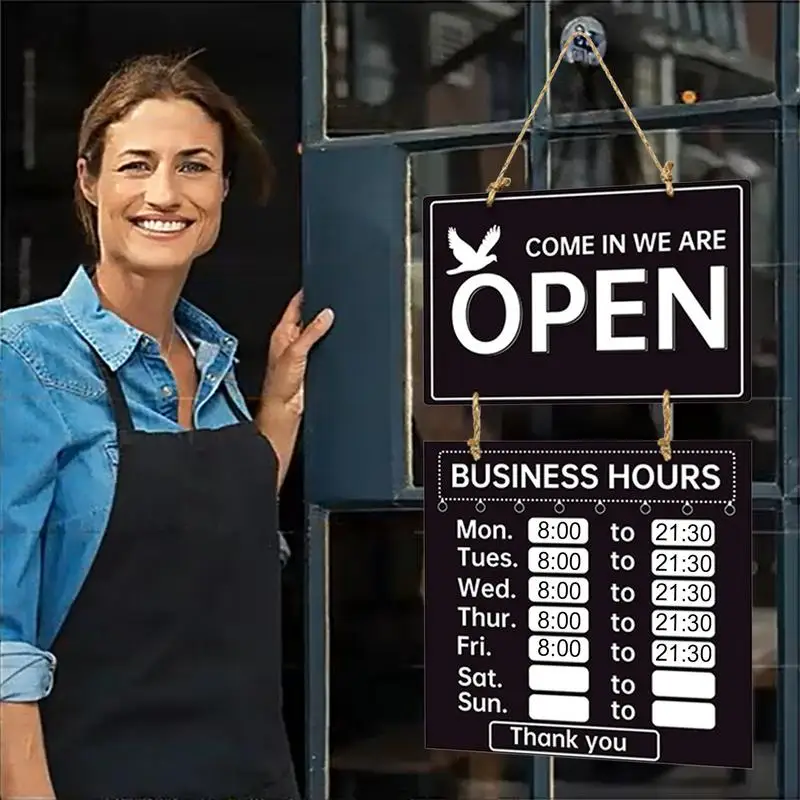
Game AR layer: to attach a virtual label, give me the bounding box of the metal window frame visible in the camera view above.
[302,1,800,797]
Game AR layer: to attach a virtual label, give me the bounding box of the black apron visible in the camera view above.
[40,353,298,800]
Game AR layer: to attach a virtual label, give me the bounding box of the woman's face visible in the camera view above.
[79,97,228,273]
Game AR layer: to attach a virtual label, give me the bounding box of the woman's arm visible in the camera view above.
[256,399,301,490]
[0,338,70,798]
[0,703,55,799]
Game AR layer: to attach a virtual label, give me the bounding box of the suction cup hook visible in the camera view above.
[561,15,607,67]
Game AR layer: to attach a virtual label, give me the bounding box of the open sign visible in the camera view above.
[423,182,751,404]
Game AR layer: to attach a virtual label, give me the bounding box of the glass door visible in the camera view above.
[301,1,800,798]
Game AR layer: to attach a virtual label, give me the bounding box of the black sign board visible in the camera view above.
[424,441,752,769]
[423,181,750,404]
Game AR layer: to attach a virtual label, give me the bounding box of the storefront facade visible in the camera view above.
[301,2,799,799]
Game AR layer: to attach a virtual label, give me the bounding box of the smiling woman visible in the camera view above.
[0,52,332,800]
[85,98,227,274]
[74,53,274,265]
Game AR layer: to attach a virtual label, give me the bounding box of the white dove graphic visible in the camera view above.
[446,225,501,275]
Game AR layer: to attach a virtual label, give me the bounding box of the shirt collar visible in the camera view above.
[59,265,239,371]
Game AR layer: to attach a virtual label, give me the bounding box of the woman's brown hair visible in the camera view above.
[75,51,274,250]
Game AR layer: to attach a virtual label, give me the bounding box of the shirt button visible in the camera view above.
[207,374,216,384]
[223,337,234,347]
[161,385,173,397]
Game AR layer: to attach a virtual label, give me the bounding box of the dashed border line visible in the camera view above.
[435,449,737,506]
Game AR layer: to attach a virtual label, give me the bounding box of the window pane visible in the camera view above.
[548,124,778,484]
[548,1,776,113]
[329,511,529,799]
[408,144,528,486]
[553,505,780,799]
[325,1,527,135]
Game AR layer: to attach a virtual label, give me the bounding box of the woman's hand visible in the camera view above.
[256,291,334,487]
[260,291,334,414]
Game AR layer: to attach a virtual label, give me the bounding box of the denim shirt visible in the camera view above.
[0,266,289,703]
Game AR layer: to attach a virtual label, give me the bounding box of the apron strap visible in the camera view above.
[90,351,135,433]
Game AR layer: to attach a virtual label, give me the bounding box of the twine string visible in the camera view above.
[657,390,673,462]
[486,28,675,207]
[467,392,482,461]
[477,28,677,460]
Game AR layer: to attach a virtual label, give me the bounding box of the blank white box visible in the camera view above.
[529,693,590,723]
[529,664,589,694]
[651,670,716,700]
[652,700,716,730]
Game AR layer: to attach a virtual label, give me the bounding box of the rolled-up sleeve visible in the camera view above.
[0,641,56,701]
[1,338,68,702]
